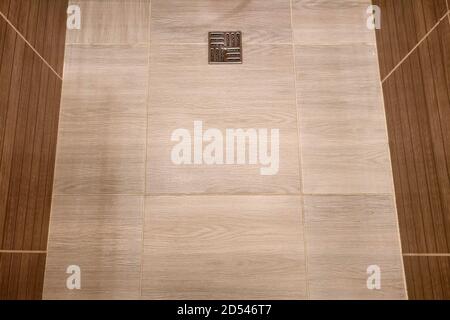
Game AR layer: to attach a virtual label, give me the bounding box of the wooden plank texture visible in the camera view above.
[382,19,450,254]
[373,0,448,78]
[0,252,46,300]
[0,20,63,251]
[142,196,306,299]
[0,0,67,300]
[375,1,450,300]
[404,256,450,300]
[0,0,68,76]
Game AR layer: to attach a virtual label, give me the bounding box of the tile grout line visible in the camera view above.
[139,0,152,299]
[0,10,63,81]
[372,24,409,300]
[381,12,450,83]
[289,0,310,300]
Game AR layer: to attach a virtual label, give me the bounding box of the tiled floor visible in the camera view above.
[142,196,306,299]
[44,0,406,299]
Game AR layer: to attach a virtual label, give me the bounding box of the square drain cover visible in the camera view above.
[208,31,242,64]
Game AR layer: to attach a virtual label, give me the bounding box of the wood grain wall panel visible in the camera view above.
[0,0,11,16]
[0,253,46,300]
[375,1,450,300]
[0,20,63,251]
[404,256,450,300]
[0,0,66,300]
[0,0,68,76]
[382,19,450,254]
[373,0,448,78]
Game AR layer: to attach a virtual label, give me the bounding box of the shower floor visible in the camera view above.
[43,0,406,299]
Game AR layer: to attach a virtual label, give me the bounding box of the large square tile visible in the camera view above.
[54,45,148,194]
[150,0,292,44]
[43,195,143,299]
[67,0,150,44]
[296,44,393,194]
[142,196,307,299]
[292,0,376,45]
[147,44,300,194]
[304,194,406,299]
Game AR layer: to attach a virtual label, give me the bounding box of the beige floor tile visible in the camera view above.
[296,44,393,194]
[54,45,147,194]
[150,0,292,44]
[292,0,376,45]
[142,196,306,299]
[147,44,300,194]
[67,0,150,44]
[43,195,143,299]
[304,195,406,299]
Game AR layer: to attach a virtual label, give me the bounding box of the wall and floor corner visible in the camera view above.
[373,0,450,299]
[0,0,68,299]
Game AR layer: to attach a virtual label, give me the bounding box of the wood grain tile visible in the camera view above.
[381,20,450,254]
[304,195,406,299]
[150,0,292,44]
[142,196,306,299]
[296,44,393,194]
[0,0,11,15]
[0,252,46,300]
[53,45,148,194]
[373,0,448,78]
[147,44,300,194]
[403,256,450,300]
[292,0,376,45]
[43,195,143,299]
[0,20,63,251]
[66,0,150,44]
[0,0,68,76]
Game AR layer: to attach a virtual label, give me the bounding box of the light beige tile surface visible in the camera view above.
[296,44,393,194]
[292,0,375,45]
[147,44,300,194]
[304,194,406,299]
[142,196,306,299]
[53,45,147,194]
[67,0,150,44]
[45,0,406,301]
[43,195,143,299]
[150,0,292,44]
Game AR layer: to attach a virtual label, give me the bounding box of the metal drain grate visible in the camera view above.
[208,31,242,64]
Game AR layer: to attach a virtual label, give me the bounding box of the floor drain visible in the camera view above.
[208,31,242,64]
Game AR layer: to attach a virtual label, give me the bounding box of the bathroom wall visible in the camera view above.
[373,0,450,299]
[0,0,68,299]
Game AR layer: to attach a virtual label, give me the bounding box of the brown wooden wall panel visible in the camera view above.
[0,0,68,76]
[0,252,46,300]
[0,0,67,301]
[0,19,63,251]
[375,1,450,300]
[373,0,448,78]
[382,19,450,254]
[404,256,450,300]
